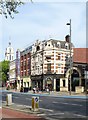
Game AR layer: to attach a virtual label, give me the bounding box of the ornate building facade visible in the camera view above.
[9,59,16,88]
[31,35,74,91]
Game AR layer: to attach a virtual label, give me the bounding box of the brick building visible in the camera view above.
[20,46,32,89]
[19,38,88,92]
[73,48,88,91]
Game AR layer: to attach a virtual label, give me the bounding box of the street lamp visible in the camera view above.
[66,19,72,95]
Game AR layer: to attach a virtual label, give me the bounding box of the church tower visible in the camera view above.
[5,42,14,61]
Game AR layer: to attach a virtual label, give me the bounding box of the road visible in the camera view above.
[2,90,88,120]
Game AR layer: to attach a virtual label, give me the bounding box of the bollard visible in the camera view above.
[6,94,12,106]
[31,96,39,112]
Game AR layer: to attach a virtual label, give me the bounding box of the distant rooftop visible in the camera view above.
[73,48,88,64]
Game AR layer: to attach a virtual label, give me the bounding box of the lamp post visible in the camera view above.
[66,19,72,95]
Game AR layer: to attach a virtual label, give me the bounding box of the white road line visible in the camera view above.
[52,101,58,104]
[40,108,54,112]
[71,103,83,106]
[62,102,83,106]
[17,104,25,107]
[37,114,46,116]
[52,101,83,106]
[48,112,65,116]
[14,97,19,98]
[74,114,86,118]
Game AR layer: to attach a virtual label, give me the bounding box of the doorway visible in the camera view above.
[68,69,80,91]
[56,79,60,91]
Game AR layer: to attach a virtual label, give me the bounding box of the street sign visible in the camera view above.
[35,97,39,102]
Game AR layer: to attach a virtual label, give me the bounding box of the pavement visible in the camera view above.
[1,107,46,119]
[2,99,48,119]
[2,88,87,99]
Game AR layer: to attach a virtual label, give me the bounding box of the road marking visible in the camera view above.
[71,103,83,106]
[52,101,58,104]
[74,114,86,118]
[14,97,19,99]
[52,101,83,106]
[37,114,46,116]
[48,112,65,116]
[62,102,83,106]
[40,108,53,112]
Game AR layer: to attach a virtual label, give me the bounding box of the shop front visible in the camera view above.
[43,74,62,91]
[23,77,31,89]
[31,75,43,91]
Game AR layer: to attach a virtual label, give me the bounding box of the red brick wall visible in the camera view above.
[73,48,88,63]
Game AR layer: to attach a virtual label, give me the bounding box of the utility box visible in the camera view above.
[31,96,39,112]
[6,94,12,106]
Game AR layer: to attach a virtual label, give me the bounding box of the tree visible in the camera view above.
[0,0,24,18]
[0,60,10,85]
[0,0,33,19]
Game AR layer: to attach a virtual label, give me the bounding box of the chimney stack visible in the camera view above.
[65,35,70,42]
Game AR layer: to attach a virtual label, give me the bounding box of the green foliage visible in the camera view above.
[0,0,24,18]
[0,60,10,83]
[0,0,33,19]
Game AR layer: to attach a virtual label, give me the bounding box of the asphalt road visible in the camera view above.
[2,91,88,120]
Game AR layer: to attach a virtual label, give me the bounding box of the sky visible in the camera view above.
[0,0,87,61]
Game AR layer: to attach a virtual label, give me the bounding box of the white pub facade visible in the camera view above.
[31,35,74,91]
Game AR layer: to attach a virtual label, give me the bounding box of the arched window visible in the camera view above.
[65,43,69,49]
[57,42,60,48]
[36,46,40,51]
[9,48,11,53]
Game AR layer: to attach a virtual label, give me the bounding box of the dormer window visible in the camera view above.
[45,43,47,46]
[48,44,50,46]
[57,42,60,48]
[36,46,40,51]
[65,43,69,49]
